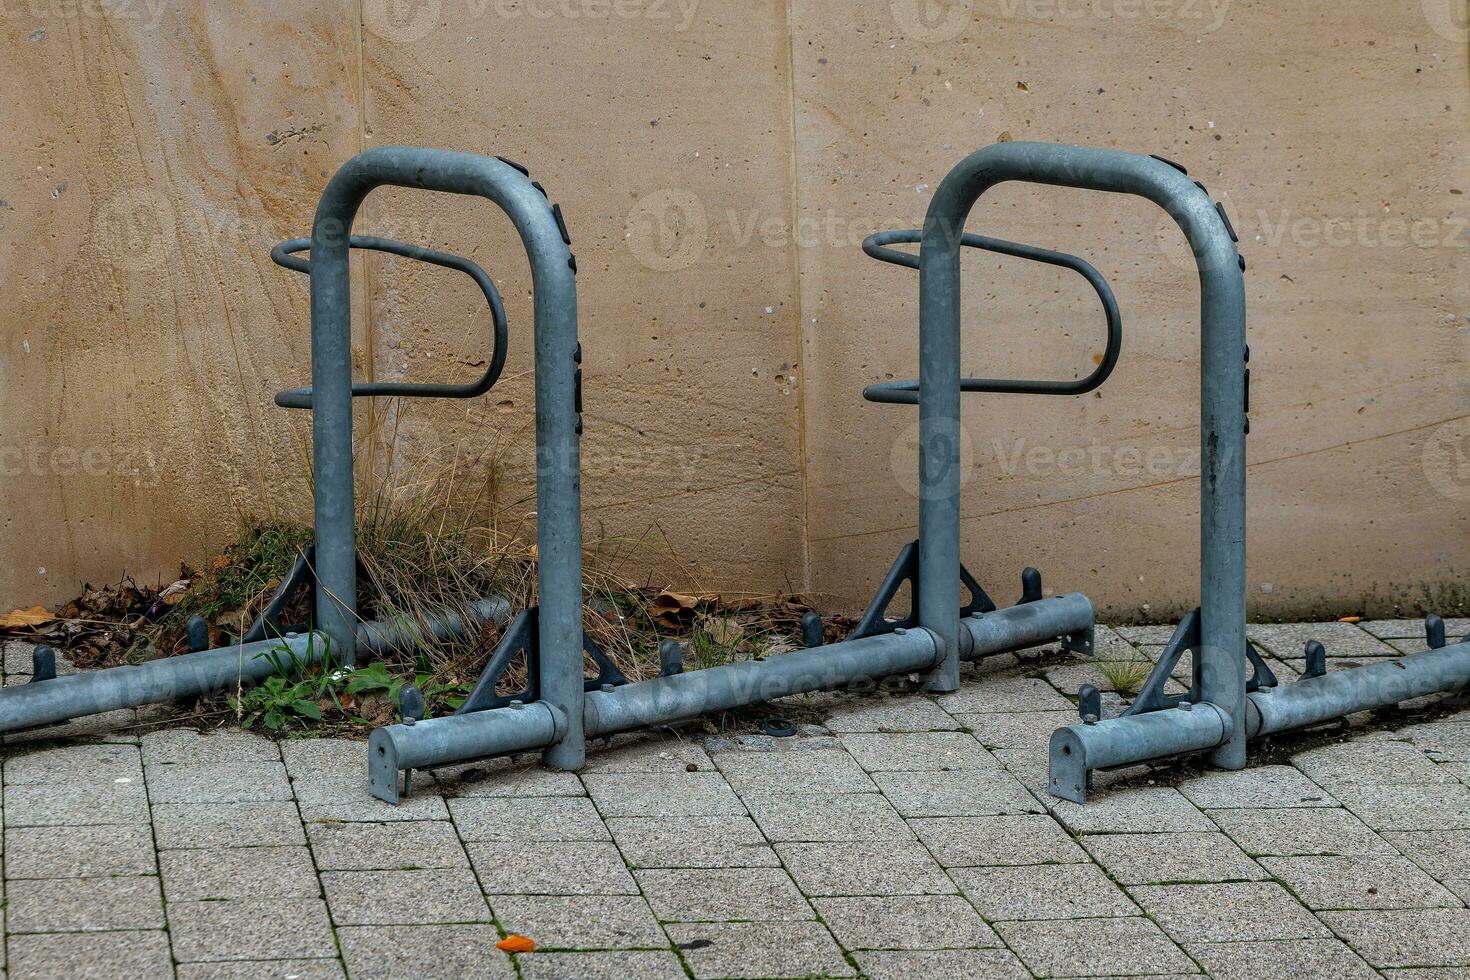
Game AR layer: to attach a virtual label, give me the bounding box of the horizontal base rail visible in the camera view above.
[0,599,508,735]
[1048,639,1470,803]
[368,593,1095,802]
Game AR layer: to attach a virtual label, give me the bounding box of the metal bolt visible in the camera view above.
[893,627,908,636]
[285,632,299,639]
[1178,701,1194,711]
[510,699,524,710]
[600,683,615,694]
[403,716,416,726]
[1083,714,1098,725]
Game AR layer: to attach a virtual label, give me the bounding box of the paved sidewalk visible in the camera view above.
[1,620,1468,979]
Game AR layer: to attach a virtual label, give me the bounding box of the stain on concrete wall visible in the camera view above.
[1,0,1465,617]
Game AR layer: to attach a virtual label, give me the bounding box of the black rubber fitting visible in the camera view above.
[1238,253,1246,272]
[552,203,571,245]
[760,717,798,738]
[568,254,578,273]
[532,180,548,198]
[1150,153,1188,174]
[495,155,529,177]
[1215,202,1238,242]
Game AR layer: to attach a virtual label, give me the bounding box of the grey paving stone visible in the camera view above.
[321,867,489,925]
[5,822,156,877]
[1322,908,1470,968]
[1046,786,1214,834]
[854,948,1031,980]
[936,676,1075,714]
[1210,805,1397,857]
[839,731,1000,772]
[9,930,173,980]
[1362,619,1470,640]
[1399,720,1470,762]
[1113,625,1179,645]
[813,894,1000,950]
[516,950,687,980]
[1186,938,1379,979]
[664,921,854,978]
[1248,622,1399,658]
[307,819,466,870]
[744,792,914,842]
[3,707,139,742]
[1380,971,1470,979]
[1334,783,1470,831]
[712,749,877,794]
[822,695,960,733]
[1381,829,1470,881]
[997,916,1196,977]
[436,761,585,798]
[8,874,165,932]
[636,866,813,921]
[777,840,955,896]
[872,769,1043,817]
[1260,855,1462,910]
[448,795,610,842]
[177,960,345,979]
[607,815,780,868]
[153,801,306,848]
[1130,882,1329,942]
[3,742,142,783]
[1081,831,1268,885]
[146,759,293,803]
[280,738,370,772]
[1294,739,1457,787]
[910,814,1089,867]
[955,710,1078,751]
[952,863,1139,921]
[4,777,151,825]
[161,845,321,901]
[299,791,451,823]
[1177,765,1337,809]
[170,898,337,962]
[468,840,638,895]
[582,735,713,772]
[581,772,744,817]
[141,728,280,766]
[488,893,667,949]
[336,924,515,979]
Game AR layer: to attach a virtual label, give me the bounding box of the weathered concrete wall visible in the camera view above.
[2,1,1466,618]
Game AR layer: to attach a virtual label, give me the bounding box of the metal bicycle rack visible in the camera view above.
[361,146,1100,802]
[0,152,531,735]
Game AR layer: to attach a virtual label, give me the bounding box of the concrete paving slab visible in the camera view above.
[321,868,490,925]
[5,822,156,877]
[953,863,1139,921]
[1178,765,1337,809]
[448,795,610,842]
[712,748,877,794]
[607,814,780,868]
[336,924,515,979]
[743,791,915,842]
[153,801,306,848]
[467,840,639,895]
[838,731,1000,772]
[813,894,1001,950]
[1185,938,1379,979]
[997,916,1197,977]
[1260,855,1463,910]
[1130,882,1330,942]
[307,819,468,870]
[581,772,745,817]
[161,844,320,901]
[1209,806,1397,857]
[775,841,956,896]
[516,950,686,979]
[854,948,1032,979]
[1321,909,1470,968]
[1081,831,1269,885]
[487,893,668,949]
[872,769,1043,817]
[7,874,165,933]
[9,930,174,980]
[636,866,813,921]
[664,921,854,979]
[910,813,1089,867]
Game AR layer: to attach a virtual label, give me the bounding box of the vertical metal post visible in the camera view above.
[1195,210,1248,769]
[309,191,358,661]
[916,210,964,693]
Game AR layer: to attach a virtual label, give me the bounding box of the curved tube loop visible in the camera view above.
[270,234,509,409]
[861,228,1122,404]
[913,140,1245,759]
[300,146,584,772]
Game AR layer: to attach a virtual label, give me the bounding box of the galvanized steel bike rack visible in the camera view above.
[366,146,1103,802]
[0,148,531,735]
[999,142,1470,802]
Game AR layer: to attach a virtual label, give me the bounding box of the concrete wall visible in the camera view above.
[2,0,1466,619]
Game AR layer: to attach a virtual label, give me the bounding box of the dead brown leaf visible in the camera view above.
[0,606,55,629]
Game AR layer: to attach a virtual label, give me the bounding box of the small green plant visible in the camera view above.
[1096,651,1155,698]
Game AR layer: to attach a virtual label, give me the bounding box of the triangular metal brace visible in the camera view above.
[850,540,997,640]
[1112,608,1277,719]
[454,606,629,715]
